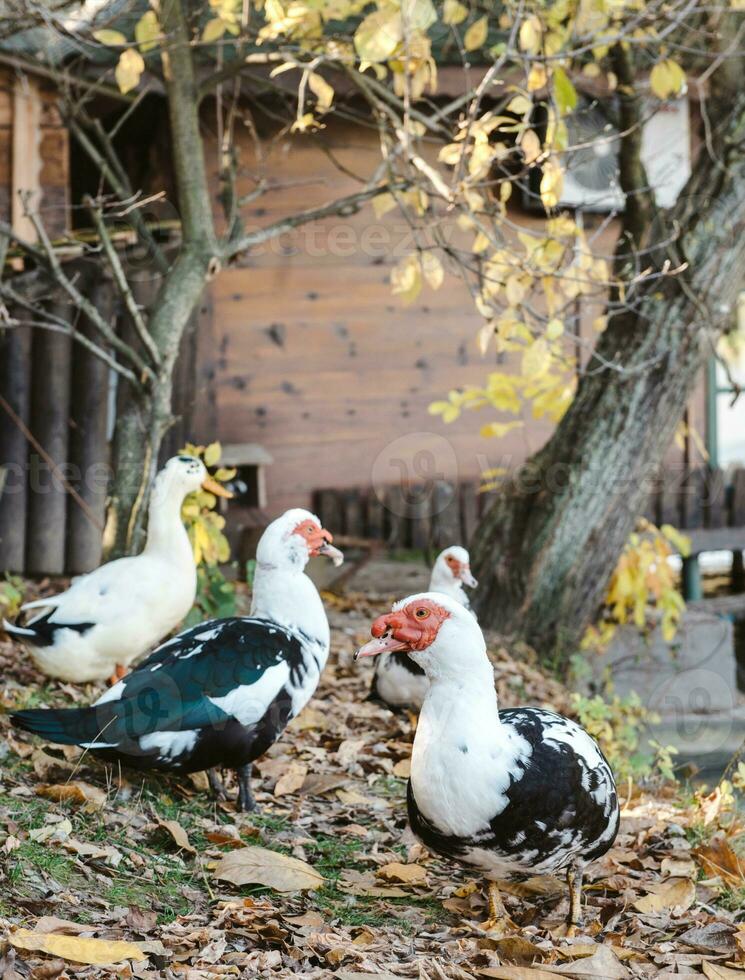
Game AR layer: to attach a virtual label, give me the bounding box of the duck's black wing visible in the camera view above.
[12,617,312,772]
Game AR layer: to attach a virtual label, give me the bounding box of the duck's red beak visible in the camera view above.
[309,527,344,566]
[355,612,414,659]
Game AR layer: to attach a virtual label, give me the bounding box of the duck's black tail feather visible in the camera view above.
[11,706,113,746]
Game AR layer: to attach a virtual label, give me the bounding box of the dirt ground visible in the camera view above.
[0,567,743,978]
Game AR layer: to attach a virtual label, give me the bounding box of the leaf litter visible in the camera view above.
[0,573,744,977]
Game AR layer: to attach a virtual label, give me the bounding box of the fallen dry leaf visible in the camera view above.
[10,929,145,966]
[703,963,745,980]
[694,834,745,886]
[543,944,629,978]
[155,816,195,854]
[213,845,324,892]
[633,876,696,914]
[274,762,308,797]
[660,856,696,878]
[492,936,547,965]
[35,782,106,807]
[480,968,561,980]
[393,758,411,778]
[376,861,427,886]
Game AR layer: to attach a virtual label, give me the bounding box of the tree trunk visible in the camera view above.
[471,83,745,667]
[104,0,217,557]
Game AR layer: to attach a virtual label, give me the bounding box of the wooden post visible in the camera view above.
[25,302,73,574]
[66,278,112,573]
[0,321,32,572]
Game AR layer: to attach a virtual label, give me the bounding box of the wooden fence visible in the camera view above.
[0,262,215,576]
[314,465,745,559]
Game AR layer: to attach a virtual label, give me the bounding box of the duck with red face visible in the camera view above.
[357,592,619,931]
[13,509,343,813]
[369,546,477,710]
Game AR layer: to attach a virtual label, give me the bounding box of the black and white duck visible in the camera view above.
[357,592,619,928]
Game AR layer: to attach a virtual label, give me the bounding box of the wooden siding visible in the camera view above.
[207,117,701,517]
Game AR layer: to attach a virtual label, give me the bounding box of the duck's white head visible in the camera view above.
[356,591,486,681]
[151,454,232,506]
[256,508,344,571]
[431,545,478,590]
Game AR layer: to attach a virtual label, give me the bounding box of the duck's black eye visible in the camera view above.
[414,608,429,620]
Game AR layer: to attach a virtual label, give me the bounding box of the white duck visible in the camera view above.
[4,455,229,684]
[370,545,477,709]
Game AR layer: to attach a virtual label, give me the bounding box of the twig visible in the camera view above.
[85,197,162,368]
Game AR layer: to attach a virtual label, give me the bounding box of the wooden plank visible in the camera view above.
[687,526,745,554]
[384,484,408,548]
[315,489,340,532]
[409,483,432,552]
[11,77,42,241]
[460,482,478,547]
[342,489,364,537]
[680,467,705,530]
[732,468,745,528]
[430,481,459,551]
[26,302,73,574]
[66,278,112,574]
[658,468,681,527]
[365,489,384,540]
[704,467,726,529]
[0,318,32,571]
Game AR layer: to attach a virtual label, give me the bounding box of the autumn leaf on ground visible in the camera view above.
[36,781,106,807]
[376,861,428,886]
[703,963,745,980]
[274,762,308,797]
[542,944,629,978]
[155,815,195,854]
[213,845,324,892]
[633,876,696,914]
[694,833,745,886]
[10,930,145,966]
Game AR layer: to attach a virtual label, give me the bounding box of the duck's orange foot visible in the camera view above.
[109,664,128,685]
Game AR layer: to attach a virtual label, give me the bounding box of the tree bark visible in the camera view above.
[471,66,745,666]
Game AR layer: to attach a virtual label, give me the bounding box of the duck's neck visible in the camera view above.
[428,568,468,606]
[411,655,516,837]
[143,486,193,566]
[250,562,330,653]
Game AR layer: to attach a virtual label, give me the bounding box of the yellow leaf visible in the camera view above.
[518,15,542,54]
[506,94,532,115]
[202,17,227,42]
[308,71,334,111]
[540,159,563,209]
[377,861,428,885]
[391,253,422,304]
[135,10,160,51]
[438,142,463,166]
[354,7,402,63]
[527,64,548,92]
[479,420,524,438]
[10,929,145,966]
[592,314,607,333]
[115,48,145,94]
[464,16,488,52]
[404,0,437,31]
[372,192,396,218]
[546,317,564,340]
[650,58,686,99]
[522,338,551,379]
[443,0,468,25]
[421,251,444,289]
[472,230,491,254]
[204,441,221,467]
[520,128,541,164]
[93,28,127,45]
[213,845,324,891]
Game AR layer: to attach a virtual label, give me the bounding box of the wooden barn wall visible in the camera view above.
[207,117,700,518]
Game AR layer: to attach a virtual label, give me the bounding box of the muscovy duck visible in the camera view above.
[357,593,619,928]
[3,455,230,684]
[12,508,343,812]
[370,546,477,710]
